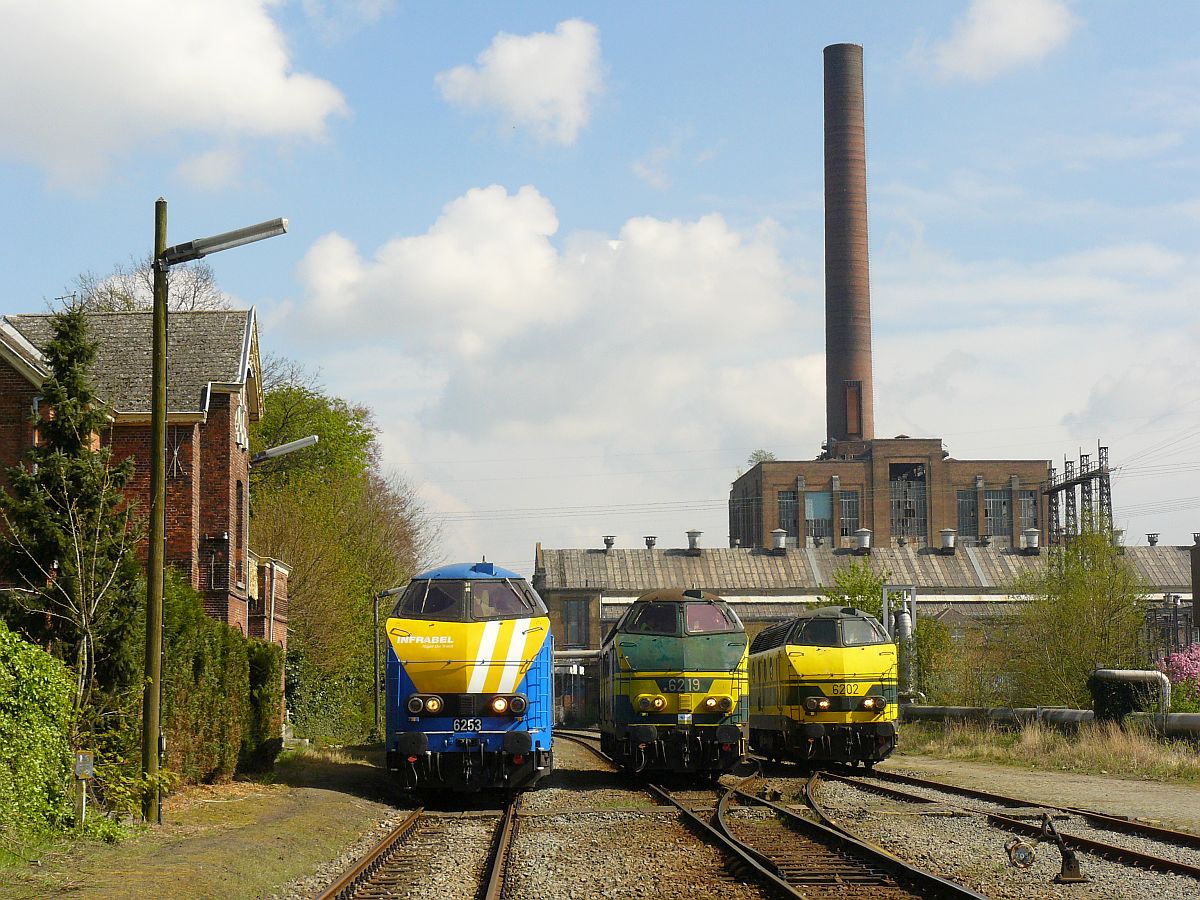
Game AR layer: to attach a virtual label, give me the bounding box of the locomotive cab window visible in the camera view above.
[795,618,839,647]
[685,602,741,634]
[391,580,466,621]
[627,602,679,635]
[470,580,547,619]
[841,616,889,646]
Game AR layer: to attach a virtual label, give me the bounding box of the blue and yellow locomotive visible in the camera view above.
[384,562,554,793]
[598,588,747,776]
[748,606,898,767]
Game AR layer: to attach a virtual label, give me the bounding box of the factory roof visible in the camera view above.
[535,543,1193,595]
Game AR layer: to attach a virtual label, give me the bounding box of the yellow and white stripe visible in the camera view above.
[388,616,549,695]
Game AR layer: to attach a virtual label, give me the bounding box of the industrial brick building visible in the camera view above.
[0,309,288,649]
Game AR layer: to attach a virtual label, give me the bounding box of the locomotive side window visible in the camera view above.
[841,616,889,646]
[391,580,466,620]
[796,618,839,647]
[685,602,739,634]
[627,602,679,635]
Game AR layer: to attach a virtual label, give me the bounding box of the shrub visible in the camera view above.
[241,638,285,772]
[0,619,73,830]
[1161,644,1200,713]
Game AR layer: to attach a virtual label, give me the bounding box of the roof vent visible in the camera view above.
[1147,533,1159,547]
[645,535,656,549]
[854,528,871,555]
[603,535,615,551]
[940,528,957,555]
[1023,528,1041,555]
[686,530,702,555]
[770,528,787,552]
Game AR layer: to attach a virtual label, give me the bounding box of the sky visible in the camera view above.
[2,0,1199,576]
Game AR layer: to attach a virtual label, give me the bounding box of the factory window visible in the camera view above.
[729,495,761,547]
[777,490,799,542]
[957,491,978,538]
[839,491,860,538]
[805,491,832,544]
[984,490,1011,537]
[563,598,590,649]
[889,463,927,541]
[1018,490,1039,530]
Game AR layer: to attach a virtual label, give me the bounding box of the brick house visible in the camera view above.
[0,310,288,649]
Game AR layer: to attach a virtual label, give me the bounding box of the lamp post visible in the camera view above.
[141,199,287,824]
[373,586,406,742]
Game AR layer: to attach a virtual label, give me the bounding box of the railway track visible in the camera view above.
[314,798,519,900]
[555,730,984,899]
[824,768,1200,881]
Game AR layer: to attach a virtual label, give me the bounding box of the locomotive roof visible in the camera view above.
[411,561,525,581]
[632,587,725,603]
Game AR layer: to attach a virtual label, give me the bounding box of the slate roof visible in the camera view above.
[536,544,1193,595]
[4,311,254,415]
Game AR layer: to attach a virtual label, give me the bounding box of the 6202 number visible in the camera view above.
[830,684,861,696]
[453,718,482,732]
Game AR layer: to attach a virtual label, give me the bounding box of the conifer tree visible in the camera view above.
[0,306,142,716]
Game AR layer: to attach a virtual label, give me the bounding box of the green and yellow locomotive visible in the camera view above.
[748,606,898,767]
[598,588,747,775]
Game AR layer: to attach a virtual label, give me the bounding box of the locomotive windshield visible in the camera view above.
[625,602,679,635]
[392,580,465,621]
[792,615,889,648]
[685,601,742,634]
[391,578,546,622]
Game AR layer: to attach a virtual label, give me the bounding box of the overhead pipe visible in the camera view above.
[1092,669,1171,733]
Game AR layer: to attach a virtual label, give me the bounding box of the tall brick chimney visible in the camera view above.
[823,43,874,452]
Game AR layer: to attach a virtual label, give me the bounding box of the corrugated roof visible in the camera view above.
[5,310,253,414]
[537,545,1193,594]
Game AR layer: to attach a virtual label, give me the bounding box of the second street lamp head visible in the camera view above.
[161,217,288,267]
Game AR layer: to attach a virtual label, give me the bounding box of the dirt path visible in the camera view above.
[882,753,1200,833]
[3,748,405,900]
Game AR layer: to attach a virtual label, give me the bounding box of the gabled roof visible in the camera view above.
[535,544,1193,595]
[3,310,259,419]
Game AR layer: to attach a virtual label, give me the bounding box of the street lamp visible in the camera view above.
[250,434,319,467]
[141,199,287,824]
[373,586,406,742]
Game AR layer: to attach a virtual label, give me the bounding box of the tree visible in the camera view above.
[747,449,777,467]
[67,255,229,312]
[248,359,435,741]
[1006,529,1148,708]
[823,558,887,619]
[0,307,143,717]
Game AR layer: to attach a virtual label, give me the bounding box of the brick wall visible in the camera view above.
[0,359,38,492]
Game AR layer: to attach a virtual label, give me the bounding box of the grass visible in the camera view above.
[898,719,1200,784]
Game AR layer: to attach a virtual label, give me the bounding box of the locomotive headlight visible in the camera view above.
[651,695,667,710]
[862,697,877,710]
[509,695,528,715]
[406,695,424,715]
[636,695,654,712]
[703,696,719,710]
[861,695,886,712]
[817,698,830,710]
[717,696,734,713]
[424,696,443,714]
[490,696,509,714]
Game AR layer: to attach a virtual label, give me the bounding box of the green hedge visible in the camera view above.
[0,619,73,830]
[285,648,373,745]
[160,573,284,781]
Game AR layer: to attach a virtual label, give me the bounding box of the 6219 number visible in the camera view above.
[664,678,703,692]
[453,718,482,732]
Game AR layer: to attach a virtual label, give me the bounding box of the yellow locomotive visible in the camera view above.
[598,588,748,775]
[748,606,897,767]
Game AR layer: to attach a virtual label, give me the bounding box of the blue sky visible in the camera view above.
[2,1,1199,575]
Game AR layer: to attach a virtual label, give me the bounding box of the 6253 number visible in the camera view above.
[452,718,482,732]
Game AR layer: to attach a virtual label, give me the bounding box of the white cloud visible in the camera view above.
[435,19,603,145]
[632,138,683,190]
[176,146,243,191]
[927,0,1077,81]
[0,0,347,188]
[301,0,395,41]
